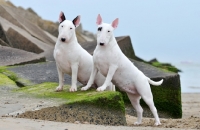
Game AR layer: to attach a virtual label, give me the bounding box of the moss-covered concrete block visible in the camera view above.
[15,82,127,126]
[149,75,181,118]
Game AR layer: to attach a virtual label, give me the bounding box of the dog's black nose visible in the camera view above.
[100,43,104,46]
[61,38,66,42]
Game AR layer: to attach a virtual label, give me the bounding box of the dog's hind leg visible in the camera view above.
[126,92,143,125]
[141,92,161,126]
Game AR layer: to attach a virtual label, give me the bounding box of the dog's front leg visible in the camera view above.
[56,66,64,91]
[97,65,118,91]
[81,63,98,91]
[69,62,79,92]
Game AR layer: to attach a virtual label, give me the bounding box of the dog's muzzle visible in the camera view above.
[100,43,104,46]
[61,38,66,42]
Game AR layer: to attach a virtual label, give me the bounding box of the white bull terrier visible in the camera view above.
[54,12,115,92]
[81,14,163,126]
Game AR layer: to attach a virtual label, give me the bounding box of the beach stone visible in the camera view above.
[0,39,8,46]
[7,61,71,86]
[0,46,45,66]
[6,28,44,54]
[0,23,9,46]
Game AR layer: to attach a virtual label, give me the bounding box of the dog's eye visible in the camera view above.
[70,27,72,29]
[108,30,110,32]
[98,27,102,31]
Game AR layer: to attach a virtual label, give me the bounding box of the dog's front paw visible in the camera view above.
[81,86,89,91]
[55,86,63,92]
[134,122,142,125]
[97,85,107,91]
[154,122,161,126]
[69,87,77,92]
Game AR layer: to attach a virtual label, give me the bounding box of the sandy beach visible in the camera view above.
[0,93,200,130]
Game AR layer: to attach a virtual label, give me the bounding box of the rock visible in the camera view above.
[0,39,8,46]
[0,23,10,46]
[18,103,126,126]
[0,1,96,42]
[116,36,136,59]
[0,5,24,29]
[7,61,71,86]
[0,46,45,66]
[149,58,158,63]
[1,5,55,45]
[0,12,55,61]
[6,28,44,54]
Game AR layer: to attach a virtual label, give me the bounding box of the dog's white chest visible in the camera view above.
[54,48,65,62]
[95,60,109,76]
[54,48,71,73]
[94,50,113,76]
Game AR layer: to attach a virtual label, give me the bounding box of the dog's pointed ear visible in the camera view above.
[72,15,81,27]
[111,18,119,29]
[96,14,102,25]
[59,11,66,23]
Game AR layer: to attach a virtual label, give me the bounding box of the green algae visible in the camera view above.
[150,62,181,73]
[0,66,18,82]
[0,73,17,88]
[0,66,32,87]
[15,82,125,113]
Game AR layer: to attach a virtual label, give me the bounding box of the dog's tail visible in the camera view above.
[147,77,163,86]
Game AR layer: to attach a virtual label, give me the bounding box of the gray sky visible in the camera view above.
[9,0,200,64]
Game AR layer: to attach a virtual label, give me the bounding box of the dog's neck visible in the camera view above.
[108,36,118,49]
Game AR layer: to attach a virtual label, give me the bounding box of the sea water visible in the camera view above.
[174,62,200,93]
